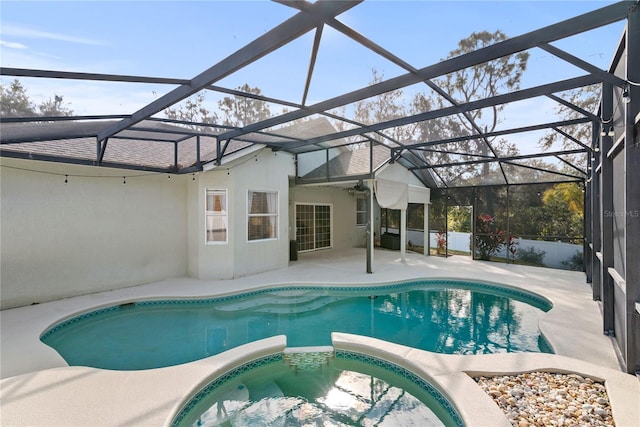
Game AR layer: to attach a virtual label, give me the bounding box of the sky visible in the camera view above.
[0,0,629,151]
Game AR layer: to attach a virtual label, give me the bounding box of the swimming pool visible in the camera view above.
[41,279,553,370]
[172,350,464,427]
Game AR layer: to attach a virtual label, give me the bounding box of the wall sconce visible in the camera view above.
[622,85,631,104]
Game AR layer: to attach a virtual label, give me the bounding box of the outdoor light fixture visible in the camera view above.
[622,85,631,104]
[594,146,600,152]
[602,127,615,137]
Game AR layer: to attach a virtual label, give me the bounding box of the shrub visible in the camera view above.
[562,250,584,271]
[475,214,505,260]
[435,231,447,254]
[517,246,546,266]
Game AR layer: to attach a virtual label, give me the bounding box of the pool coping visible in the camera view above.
[1,251,637,425]
[1,333,637,427]
[331,333,640,427]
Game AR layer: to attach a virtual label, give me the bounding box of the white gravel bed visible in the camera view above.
[474,372,614,427]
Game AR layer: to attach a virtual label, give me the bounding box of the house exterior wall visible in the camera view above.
[188,148,296,280]
[232,150,294,277]
[289,185,358,251]
[187,168,235,280]
[0,158,188,309]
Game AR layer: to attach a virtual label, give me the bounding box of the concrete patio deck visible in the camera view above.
[1,249,638,426]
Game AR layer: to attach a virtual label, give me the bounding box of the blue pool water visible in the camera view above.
[173,352,464,427]
[41,280,552,370]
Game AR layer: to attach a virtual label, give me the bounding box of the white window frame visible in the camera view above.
[247,190,279,242]
[356,197,367,227]
[295,202,333,252]
[205,189,228,244]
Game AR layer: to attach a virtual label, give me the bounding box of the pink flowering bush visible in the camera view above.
[475,214,505,260]
[435,230,447,254]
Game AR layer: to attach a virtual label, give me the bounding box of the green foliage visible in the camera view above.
[414,30,528,186]
[475,214,505,260]
[447,206,471,232]
[38,94,73,116]
[539,84,599,170]
[164,84,270,130]
[407,203,424,230]
[517,246,546,266]
[218,84,271,127]
[540,183,584,242]
[1,79,35,117]
[562,251,585,271]
[164,92,217,128]
[435,231,447,254]
[0,79,73,117]
[341,30,528,186]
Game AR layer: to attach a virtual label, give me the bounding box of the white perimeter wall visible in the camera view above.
[0,159,188,309]
[425,231,582,269]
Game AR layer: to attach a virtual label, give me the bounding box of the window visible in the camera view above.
[296,203,332,251]
[248,190,278,241]
[206,189,227,243]
[356,197,367,226]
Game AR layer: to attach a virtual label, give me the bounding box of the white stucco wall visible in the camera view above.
[289,185,360,251]
[187,167,235,280]
[188,148,296,279]
[0,159,188,309]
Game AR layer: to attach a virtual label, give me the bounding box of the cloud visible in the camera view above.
[0,40,27,49]
[2,24,108,46]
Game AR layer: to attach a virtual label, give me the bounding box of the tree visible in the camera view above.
[447,206,471,232]
[353,69,414,144]
[39,94,73,116]
[164,92,218,131]
[539,84,598,170]
[218,84,271,127]
[1,79,73,117]
[540,182,584,242]
[412,30,529,186]
[1,79,36,117]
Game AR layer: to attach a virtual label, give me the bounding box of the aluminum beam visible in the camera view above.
[0,149,171,173]
[96,0,361,143]
[410,148,586,169]
[217,0,632,142]
[624,11,640,375]
[552,127,590,150]
[302,25,324,106]
[392,117,590,154]
[537,43,627,88]
[0,67,188,85]
[546,94,601,122]
[600,82,615,335]
[288,75,601,148]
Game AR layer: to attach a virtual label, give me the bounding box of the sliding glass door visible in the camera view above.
[295,203,332,252]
